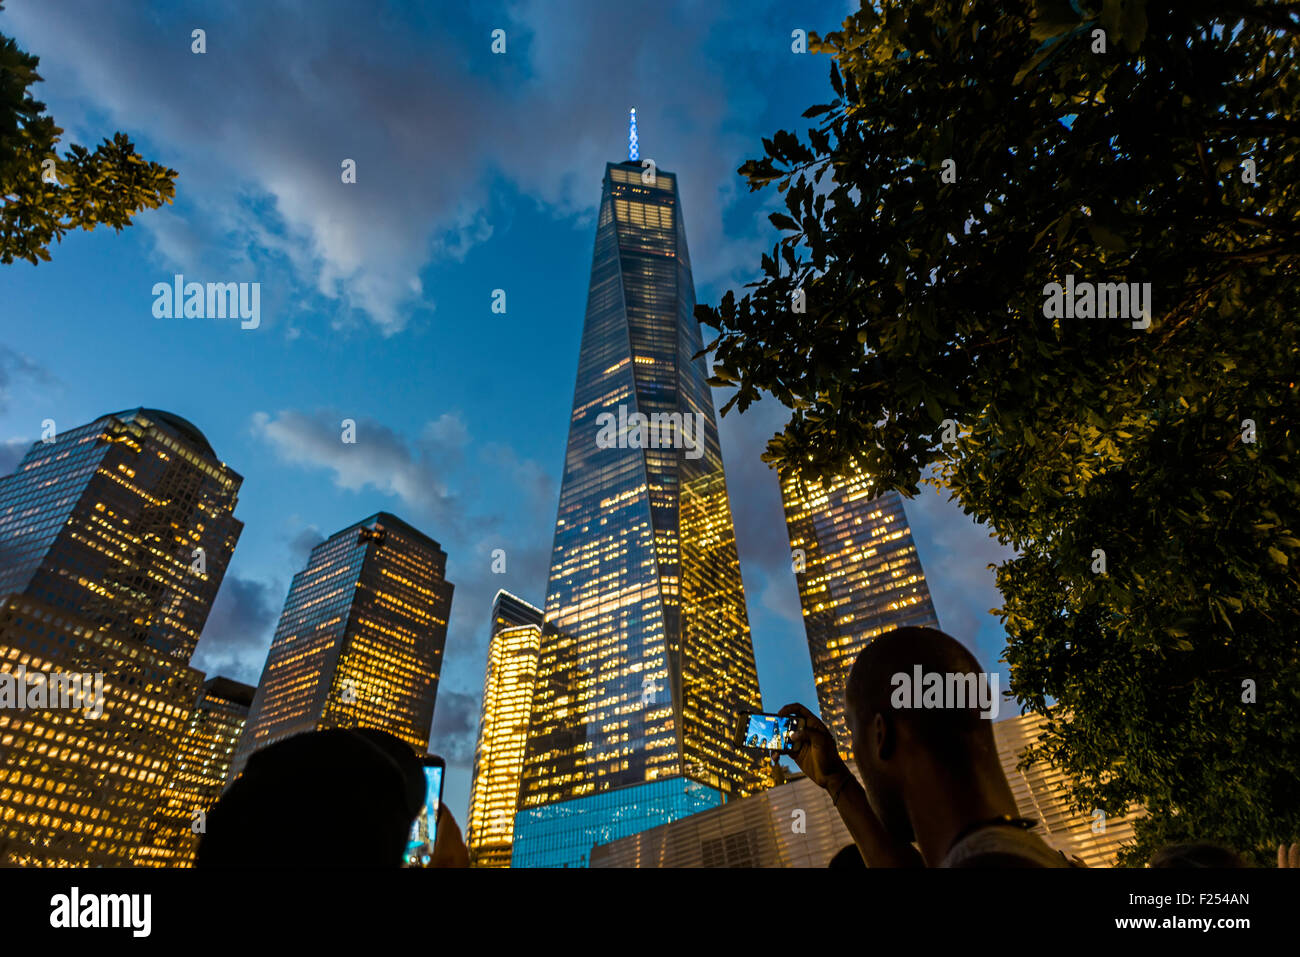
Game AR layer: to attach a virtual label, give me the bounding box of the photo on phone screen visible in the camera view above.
[404,758,443,867]
[738,712,803,754]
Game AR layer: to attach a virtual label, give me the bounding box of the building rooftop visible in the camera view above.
[113,408,218,459]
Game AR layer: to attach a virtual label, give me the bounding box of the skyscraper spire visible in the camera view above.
[511,160,763,868]
[628,107,639,161]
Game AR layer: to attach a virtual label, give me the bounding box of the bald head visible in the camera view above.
[840,627,1041,862]
[845,626,996,765]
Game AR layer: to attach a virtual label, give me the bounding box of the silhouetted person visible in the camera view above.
[1149,842,1247,868]
[782,626,1071,867]
[197,727,426,868]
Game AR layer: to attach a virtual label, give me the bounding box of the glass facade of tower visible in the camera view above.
[0,408,241,866]
[590,771,859,868]
[466,591,542,868]
[229,513,453,780]
[513,162,763,867]
[0,408,244,662]
[136,676,254,866]
[0,595,202,866]
[781,473,940,761]
[516,776,723,868]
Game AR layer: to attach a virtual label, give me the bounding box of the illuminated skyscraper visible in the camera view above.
[513,156,763,867]
[993,709,1142,867]
[780,473,940,761]
[229,513,453,780]
[466,591,542,868]
[136,676,255,866]
[0,408,243,662]
[0,409,241,865]
[0,595,203,866]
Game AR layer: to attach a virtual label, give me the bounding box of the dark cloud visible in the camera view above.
[0,347,56,414]
[0,438,31,477]
[446,537,549,623]
[717,396,798,577]
[431,537,551,737]
[757,566,803,624]
[428,689,480,768]
[250,406,555,557]
[478,443,558,517]
[898,481,1015,668]
[251,409,469,532]
[287,524,325,568]
[191,575,283,685]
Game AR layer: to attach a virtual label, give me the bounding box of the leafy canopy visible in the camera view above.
[0,1,176,265]
[698,0,1299,864]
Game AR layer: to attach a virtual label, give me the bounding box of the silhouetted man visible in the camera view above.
[782,626,1070,867]
[197,727,468,868]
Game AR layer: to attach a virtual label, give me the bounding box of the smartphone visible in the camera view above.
[404,754,444,867]
[736,711,804,754]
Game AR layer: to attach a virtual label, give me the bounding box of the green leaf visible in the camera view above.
[768,212,800,232]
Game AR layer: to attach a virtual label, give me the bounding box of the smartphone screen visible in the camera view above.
[739,712,803,753]
[404,759,444,867]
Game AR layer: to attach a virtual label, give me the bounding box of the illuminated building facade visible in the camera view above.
[0,408,244,662]
[136,676,254,866]
[993,709,1142,867]
[513,158,763,867]
[590,771,855,868]
[781,473,940,761]
[0,408,241,865]
[466,591,542,867]
[229,513,454,780]
[0,595,202,866]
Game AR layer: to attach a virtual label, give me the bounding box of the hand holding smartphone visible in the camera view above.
[404,754,444,867]
[736,711,805,755]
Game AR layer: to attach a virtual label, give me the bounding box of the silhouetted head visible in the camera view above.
[827,843,866,869]
[1149,842,1248,868]
[197,727,425,868]
[844,626,1000,844]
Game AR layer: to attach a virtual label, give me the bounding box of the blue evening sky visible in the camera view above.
[0,0,1014,822]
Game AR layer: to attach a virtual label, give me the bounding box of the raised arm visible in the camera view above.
[779,702,923,868]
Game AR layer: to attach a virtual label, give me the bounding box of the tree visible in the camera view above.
[0,1,176,265]
[698,0,1299,864]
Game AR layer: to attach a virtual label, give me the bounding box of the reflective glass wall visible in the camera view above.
[781,474,940,760]
[514,163,762,867]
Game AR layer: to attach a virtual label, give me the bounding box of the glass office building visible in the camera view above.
[466,591,542,867]
[517,777,724,868]
[0,408,244,662]
[0,594,203,866]
[0,408,241,865]
[136,676,255,866]
[781,472,940,761]
[513,160,763,867]
[229,513,454,780]
[590,770,858,868]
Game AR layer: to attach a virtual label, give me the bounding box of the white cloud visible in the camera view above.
[250,409,460,520]
[1,0,788,335]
